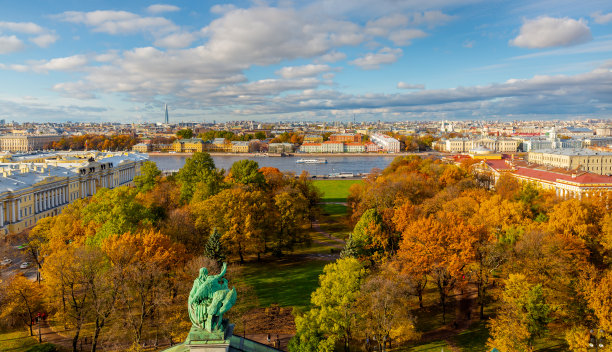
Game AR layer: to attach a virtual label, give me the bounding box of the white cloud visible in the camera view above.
[0,35,25,54]
[154,32,197,48]
[350,47,402,69]
[389,29,427,46]
[57,10,177,35]
[0,21,44,34]
[510,16,592,49]
[397,82,425,89]
[30,34,59,48]
[36,55,88,72]
[3,55,88,73]
[591,11,612,24]
[463,40,474,48]
[210,4,237,14]
[146,4,180,14]
[276,64,332,79]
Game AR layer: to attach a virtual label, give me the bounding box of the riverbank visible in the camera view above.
[148,151,436,157]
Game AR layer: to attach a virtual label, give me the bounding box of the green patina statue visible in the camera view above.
[188,262,237,333]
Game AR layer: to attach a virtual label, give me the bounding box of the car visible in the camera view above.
[20,262,29,269]
[1,258,12,266]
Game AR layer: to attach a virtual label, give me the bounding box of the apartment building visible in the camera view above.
[0,151,146,235]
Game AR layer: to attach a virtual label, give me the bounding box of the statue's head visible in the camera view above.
[199,267,208,279]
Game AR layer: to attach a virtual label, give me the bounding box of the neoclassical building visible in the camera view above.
[0,151,147,235]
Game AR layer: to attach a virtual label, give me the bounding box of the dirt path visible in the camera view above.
[37,321,73,350]
[312,220,346,248]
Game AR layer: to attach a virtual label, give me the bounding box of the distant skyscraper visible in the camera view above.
[164,104,169,124]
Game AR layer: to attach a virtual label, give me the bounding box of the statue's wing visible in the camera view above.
[219,287,237,315]
[212,262,227,281]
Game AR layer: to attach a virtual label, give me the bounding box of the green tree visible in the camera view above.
[204,228,227,264]
[133,160,161,193]
[176,128,193,139]
[81,187,155,244]
[229,160,265,186]
[254,131,266,140]
[292,258,367,352]
[176,152,224,203]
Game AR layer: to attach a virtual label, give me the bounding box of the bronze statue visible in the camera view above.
[188,262,237,332]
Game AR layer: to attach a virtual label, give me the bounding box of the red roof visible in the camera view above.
[485,160,513,171]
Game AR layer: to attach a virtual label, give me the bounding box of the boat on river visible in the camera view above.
[295,158,327,164]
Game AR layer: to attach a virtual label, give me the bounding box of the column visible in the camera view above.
[45,191,50,210]
[34,194,38,214]
[12,200,16,223]
[0,201,4,226]
[17,199,21,221]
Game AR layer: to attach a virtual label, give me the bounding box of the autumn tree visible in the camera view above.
[356,271,418,351]
[397,212,477,323]
[192,188,270,262]
[0,274,44,337]
[176,128,194,139]
[102,229,184,347]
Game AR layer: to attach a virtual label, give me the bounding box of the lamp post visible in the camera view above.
[589,329,606,351]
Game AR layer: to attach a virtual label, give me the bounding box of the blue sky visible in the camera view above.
[1,0,612,123]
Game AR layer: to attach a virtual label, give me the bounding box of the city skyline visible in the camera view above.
[1,0,612,123]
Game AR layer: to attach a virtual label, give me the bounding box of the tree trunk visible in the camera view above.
[480,285,486,320]
[418,291,424,308]
[72,326,81,352]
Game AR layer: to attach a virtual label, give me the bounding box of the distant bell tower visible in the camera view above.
[164,104,169,124]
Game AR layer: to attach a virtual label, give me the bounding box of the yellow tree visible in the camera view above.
[0,274,44,337]
[102,229,185,347]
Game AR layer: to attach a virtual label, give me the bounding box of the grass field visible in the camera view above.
[238,259,327,308]
[313,179,362,202]
[0,329,38,352]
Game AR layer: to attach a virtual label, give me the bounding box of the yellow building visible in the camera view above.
[231,141,252,153]
[172,139,205,153]
[304,134,323,143]
[0,152,146,235]
[528,149,612,175]
[0,135,62,152]
[132,143,151,153]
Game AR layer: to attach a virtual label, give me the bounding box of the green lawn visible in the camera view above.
[238,259,327,308]
[320,203,348,215]
[452,321,489,351]
[0,329,38,352]
[313,180,362,202]
[395,340,450,351]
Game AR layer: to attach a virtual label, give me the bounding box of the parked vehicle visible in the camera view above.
[20,262,29,269]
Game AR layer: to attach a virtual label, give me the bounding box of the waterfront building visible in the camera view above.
[527,149,612,175]
[0,134,62,152]
[0,151,146,235]
[173,138,205,153]
[132,143,151,153]
[370,133,401,153]
[231,141,252,153]
[329,133,362,143]
[300,143,321,153]
[268,143,294,153]
[320,141,344,153]
[434,137,519,153]
[344,142,365,153]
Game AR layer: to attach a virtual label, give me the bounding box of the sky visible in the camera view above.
[1,0,612,123]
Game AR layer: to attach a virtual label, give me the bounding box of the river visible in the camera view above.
[149,154,400,176]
